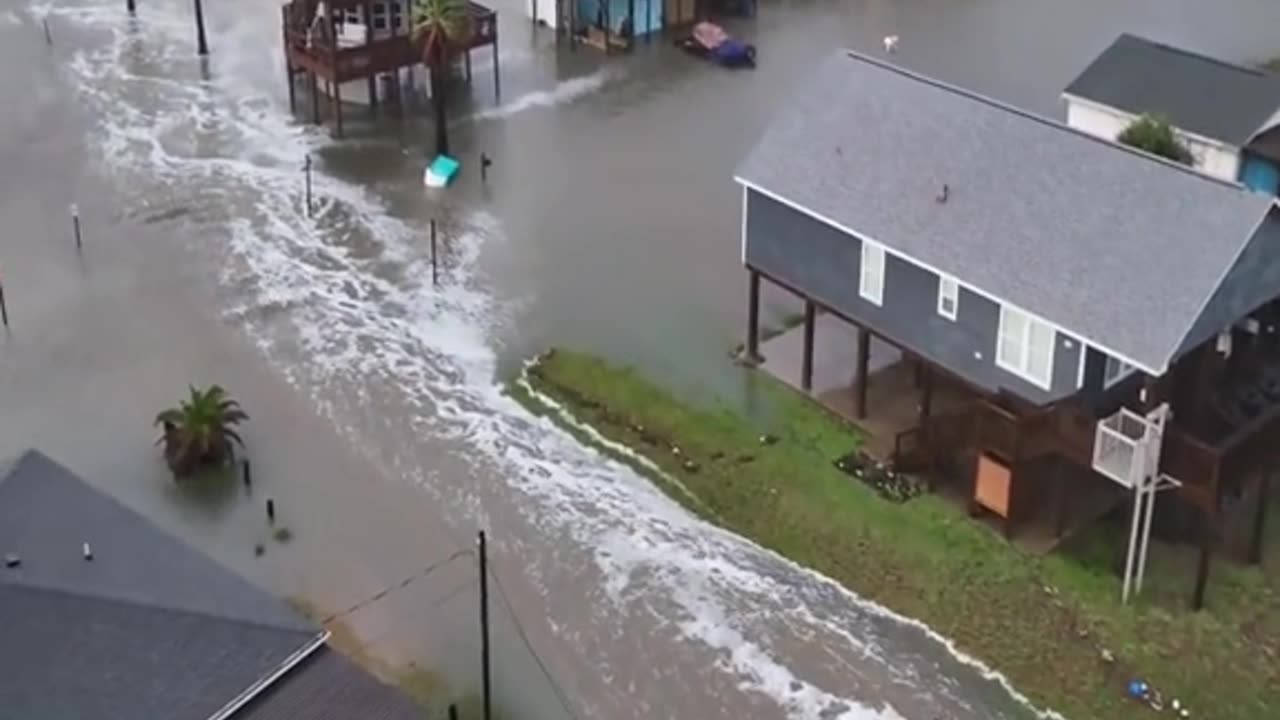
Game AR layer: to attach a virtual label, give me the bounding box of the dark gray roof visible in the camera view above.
[0,450,324,720]
[736,50,1279,374]
[237,648,427,720]
[1063,33,1280,146]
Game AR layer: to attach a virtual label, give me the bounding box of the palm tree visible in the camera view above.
[154,385,248,477]
[413,0,473,157]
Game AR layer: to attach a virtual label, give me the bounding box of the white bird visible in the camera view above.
[883,35,899,54]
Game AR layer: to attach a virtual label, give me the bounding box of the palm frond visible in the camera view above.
[154,409,184,426]
[222,427,246,448]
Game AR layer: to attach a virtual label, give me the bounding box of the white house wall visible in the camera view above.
[1064,97,1241,182]
[527,0,560,28]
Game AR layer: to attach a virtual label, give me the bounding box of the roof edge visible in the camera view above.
[1114,32,1274,78]
[839,49,1247,191]
[207,629,330,720]
[1163,201,1280,365]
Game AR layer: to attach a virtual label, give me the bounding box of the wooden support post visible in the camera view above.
[1006,423,1022,540]
[333,80,344,138]
[465,50,473,84]
[855,327,870,419]
[1052,459,1069,538]
[310,72,321,124]
[1192,509,1214,611]
[492,27,501,100]
[745,270,760,361]
[286,65,297,114]
[800,300,815,391]
[1249,471,1271,565]
[913,360,923,389]
[919,366,933,423]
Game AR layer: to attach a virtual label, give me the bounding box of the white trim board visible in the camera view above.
[206,630,331,720]
[734,176,1164,377]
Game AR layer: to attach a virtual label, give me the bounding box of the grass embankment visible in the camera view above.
[515,350,1279,720]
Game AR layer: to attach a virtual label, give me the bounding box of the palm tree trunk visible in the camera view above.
[430,63,449,156]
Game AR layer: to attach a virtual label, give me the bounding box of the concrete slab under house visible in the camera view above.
[737,49,1280,607]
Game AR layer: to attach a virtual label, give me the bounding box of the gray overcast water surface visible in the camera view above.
[2,0,1278,718]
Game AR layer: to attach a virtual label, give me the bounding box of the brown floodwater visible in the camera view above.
[2,0,1278,718]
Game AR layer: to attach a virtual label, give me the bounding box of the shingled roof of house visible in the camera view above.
[0,450,425,720]
[1063,33,1280,147]
[736,50,1280,374]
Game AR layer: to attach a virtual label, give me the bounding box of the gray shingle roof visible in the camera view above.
[736,50,1278,374]
[0,450,324,720]
[1063,33,1280,146]
[237,648,427,720]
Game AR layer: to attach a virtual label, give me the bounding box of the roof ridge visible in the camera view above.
[1117,32,1271,79]
[839,48,1250,191]
[0,576,320,636]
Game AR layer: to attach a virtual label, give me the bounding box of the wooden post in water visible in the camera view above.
[304,155,313,217]
[0,280,9,329]
[193,0,209,55]
[70,204,82,250]
[430,219,439,286]
[478,531,492,720]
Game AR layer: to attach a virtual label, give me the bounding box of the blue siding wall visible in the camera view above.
[1241,153,1280,196]
[743,189,1082,404]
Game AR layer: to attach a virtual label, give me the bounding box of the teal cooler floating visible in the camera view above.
[424,155,461,188]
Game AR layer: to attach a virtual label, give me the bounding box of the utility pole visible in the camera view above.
[193,0,209,56]
[478,531,492,720]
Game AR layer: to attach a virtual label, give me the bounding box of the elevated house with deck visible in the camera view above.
[1062,33,1280,196]
[738,50,1280,604]
[281,0,500,137]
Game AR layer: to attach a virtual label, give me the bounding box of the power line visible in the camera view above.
[487,568,584,720]
[321,548,474,625]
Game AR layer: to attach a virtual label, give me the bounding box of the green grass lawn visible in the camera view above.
[514,349,1280,720]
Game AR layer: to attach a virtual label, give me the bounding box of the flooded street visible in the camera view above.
[2,0,1279,718]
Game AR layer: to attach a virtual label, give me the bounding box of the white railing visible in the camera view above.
[1092,408,1148,488]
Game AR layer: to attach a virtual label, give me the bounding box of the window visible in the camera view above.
[371,3,387,30]
[859,242,885,305]
[996,305,1055,389]
[1103,356,1136,389]
[937,276,958,320]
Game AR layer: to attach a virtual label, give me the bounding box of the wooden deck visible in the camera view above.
[758,313,1124,554]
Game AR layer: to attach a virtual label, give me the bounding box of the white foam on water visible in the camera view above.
[37,1,1066,719]
[470,68,615,120]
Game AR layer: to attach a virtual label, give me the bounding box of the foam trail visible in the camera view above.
[32,1,1065,718]
[470,68,616,120]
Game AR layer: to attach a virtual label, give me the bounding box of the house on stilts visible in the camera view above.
[1062,33,1280,197]
[739,49,1280,607]
[281,0,500,137]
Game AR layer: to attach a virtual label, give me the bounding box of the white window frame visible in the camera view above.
[1103,355,1137,389]
[996,305,1055,390]
[937,275,959,321]
[859,242,885,306]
